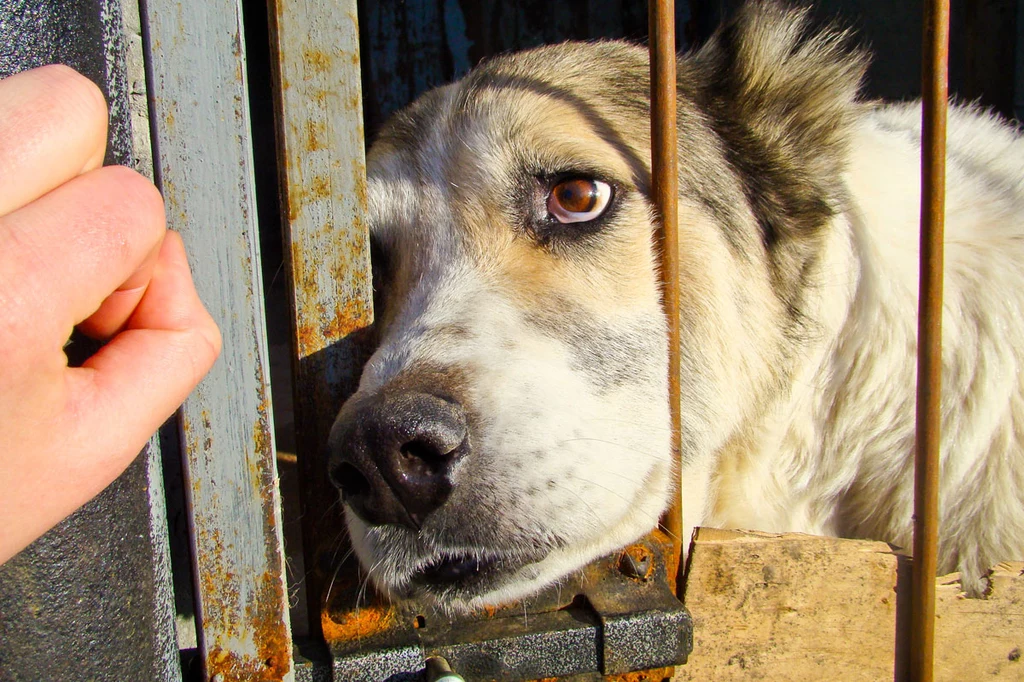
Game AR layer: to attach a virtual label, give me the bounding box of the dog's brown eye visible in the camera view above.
[548,178,612,223]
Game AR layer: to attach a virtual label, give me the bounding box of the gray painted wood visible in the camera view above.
[267,0,373,637]
[141,0,295,679]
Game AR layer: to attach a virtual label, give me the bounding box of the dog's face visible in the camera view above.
[330,43,674,611]
[328,3,864,611]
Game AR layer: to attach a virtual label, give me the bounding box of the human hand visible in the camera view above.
[0,65,221,564]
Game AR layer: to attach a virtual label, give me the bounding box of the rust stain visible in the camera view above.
[303,47,332,74]
[310,174,330,199]
[352,162,368,207]
[620,544,655,581]
[305,120,328,152]
[296,321,320,359]
[196,359,291,681]
[322,297,373,340]
[606,666,675,682]
[252,361,274,460]
[289,218,372,358]
[311,88,330,106]
[322,603,397,641]
[645,528,681,589]
[205,571,292,681]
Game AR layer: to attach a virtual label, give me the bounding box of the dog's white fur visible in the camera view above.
[332,2,1024,610]
[696,103,1024,595]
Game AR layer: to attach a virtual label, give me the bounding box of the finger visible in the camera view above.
[0,235,219,565]
[0,64,108,216]
[76,233,165,340]
[123,232,222,353]
[66,233,221,465]
[0,165,166,346]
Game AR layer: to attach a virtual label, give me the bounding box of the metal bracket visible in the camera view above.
[320,530,692,681]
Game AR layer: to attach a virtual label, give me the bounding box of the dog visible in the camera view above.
[327,0,1024,611]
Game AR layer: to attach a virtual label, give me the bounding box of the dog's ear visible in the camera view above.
[690,1,868,249]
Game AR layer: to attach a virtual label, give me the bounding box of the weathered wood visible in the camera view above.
[266,0,373,638]
[678,529,899,681]
[677,529,1024,681]
[932,563,1024,681]
[142,1,294,680]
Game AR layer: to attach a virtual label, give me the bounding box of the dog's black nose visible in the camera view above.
[328,392,469,529]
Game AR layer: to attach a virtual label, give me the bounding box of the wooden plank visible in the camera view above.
[141,2,294,680]
[266,0,373,638]
[932,563,1024,681]
[678,529,900,681]
[677,529,1024,680]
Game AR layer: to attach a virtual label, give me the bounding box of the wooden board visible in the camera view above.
[933,562,1024,680]
[677,528,1024,681]
[678,528,900,681]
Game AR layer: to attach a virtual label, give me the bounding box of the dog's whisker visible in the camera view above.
[316,497,344,527]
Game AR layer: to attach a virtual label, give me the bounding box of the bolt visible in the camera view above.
[425,656,466,682]
[618,546,654,581]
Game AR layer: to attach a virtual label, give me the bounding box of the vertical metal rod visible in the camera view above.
[649,0,683,595]
[911,0,949,680]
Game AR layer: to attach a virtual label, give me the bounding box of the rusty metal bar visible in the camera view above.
[649,0,683,595]
[266,0,373,640]
[911,0,950,680]
[143,1,296,679]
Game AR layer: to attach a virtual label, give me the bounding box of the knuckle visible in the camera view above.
[38,64,109,133]
[98,165,167,234]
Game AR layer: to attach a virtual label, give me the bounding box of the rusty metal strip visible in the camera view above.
[141,1,295,679]
[649,0,683,594]
[324,530,691,680]
[911,1,950,681]
[265,0,373,639]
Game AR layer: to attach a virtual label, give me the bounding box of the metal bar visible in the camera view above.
[324,530,691,680]
[911,0,950,680]
[265,0,373,639]
[649,0,683,594]
[141,0,295,679]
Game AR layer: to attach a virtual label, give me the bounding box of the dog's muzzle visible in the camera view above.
[328,391,470,530]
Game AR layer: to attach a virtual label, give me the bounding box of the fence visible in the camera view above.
[0,0,993,680]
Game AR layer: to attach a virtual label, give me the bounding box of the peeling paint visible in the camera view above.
[206,573,293,681]
[269,0,370,641]
[146,0,294,677]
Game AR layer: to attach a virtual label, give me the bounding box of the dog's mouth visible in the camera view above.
[412,552,502,588]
